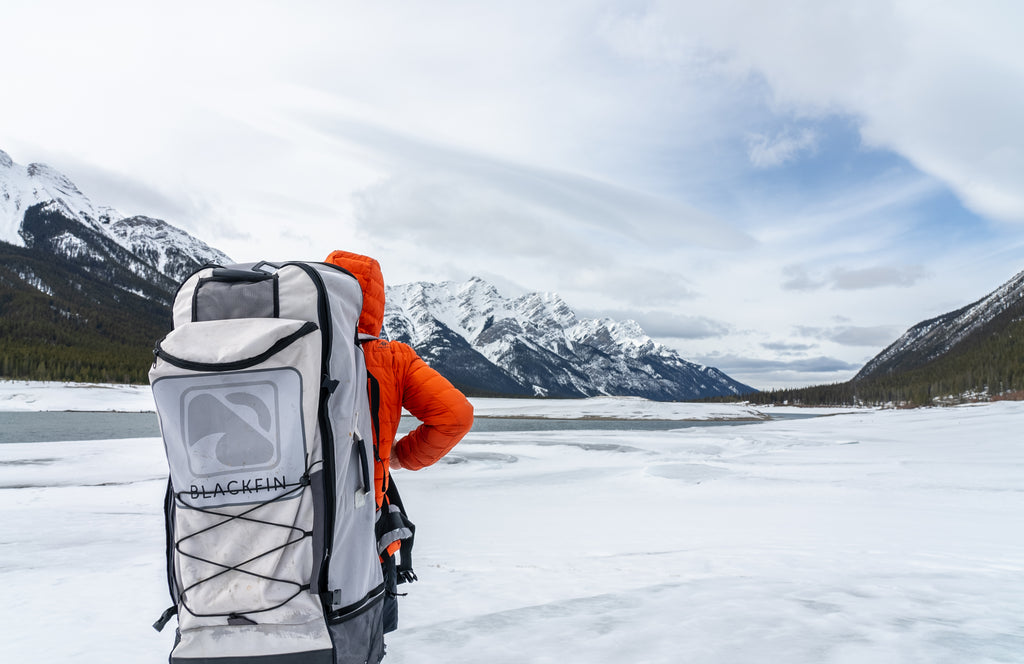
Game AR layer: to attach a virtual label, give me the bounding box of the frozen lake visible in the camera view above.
[0,385,1021,663]
[0,410,816,444]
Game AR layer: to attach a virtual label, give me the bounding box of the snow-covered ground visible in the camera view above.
[470,396,775,420]
[0,381,795,420]
[0,380,155,412]
[1,386,1021,663]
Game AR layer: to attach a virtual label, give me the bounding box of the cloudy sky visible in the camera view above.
[4,1,1023,389]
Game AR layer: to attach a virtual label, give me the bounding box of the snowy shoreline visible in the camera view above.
[0,380,865,420]
[0,380,156,412]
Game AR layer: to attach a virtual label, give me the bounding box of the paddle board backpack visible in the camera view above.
[150,261,387,664]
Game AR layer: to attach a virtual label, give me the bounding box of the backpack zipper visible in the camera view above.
[154,321,318,372]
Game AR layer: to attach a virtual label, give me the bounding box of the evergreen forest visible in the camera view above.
[0,243,172,384]
[715,317,1024,407]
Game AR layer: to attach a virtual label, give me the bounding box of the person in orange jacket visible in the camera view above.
[325,250,474,632]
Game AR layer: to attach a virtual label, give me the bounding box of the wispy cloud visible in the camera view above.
[602,2,1024,222]
[761,340,817,353]
[314,116,754,252]
[830,265,928,290]
[796,325,901,348]
[747,128,818,168]
[588,309,731,340]
[696,354,861,375]
[782,264,929,291]
[781,265,824,292]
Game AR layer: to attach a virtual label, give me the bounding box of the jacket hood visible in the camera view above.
[325,250,385,338]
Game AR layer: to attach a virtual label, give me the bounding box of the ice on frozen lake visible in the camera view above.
[1,391,1022,663]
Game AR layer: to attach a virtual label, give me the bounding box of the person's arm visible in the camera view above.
[390,344,473,470]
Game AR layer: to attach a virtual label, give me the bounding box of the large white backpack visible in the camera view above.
[150,261,385,664]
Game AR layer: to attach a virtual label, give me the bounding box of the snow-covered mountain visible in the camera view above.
[384,277,755,400]
[1,148,230,293]
[856,268,1024,380]
[1,147,750,398]
[0,148,235,383]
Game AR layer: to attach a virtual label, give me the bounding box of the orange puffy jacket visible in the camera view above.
[325,251,474,508]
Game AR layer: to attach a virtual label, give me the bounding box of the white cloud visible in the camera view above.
[796,325,902,347]
[587,310,730,339]
[747,128,819,168]
[704,354,862,374]
[782,264,928,291]
[829,265,927,290]
[781,265,824,292]
[601,0,1024,222]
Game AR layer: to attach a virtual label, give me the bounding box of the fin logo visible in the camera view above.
[181,381,282,478]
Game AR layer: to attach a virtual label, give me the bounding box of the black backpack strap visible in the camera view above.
[374,478,417,584]
[367,371,382,459]
[364,366,416,582]
[386,479,417,584]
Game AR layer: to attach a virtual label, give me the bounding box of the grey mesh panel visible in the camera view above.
[193,275,278,321]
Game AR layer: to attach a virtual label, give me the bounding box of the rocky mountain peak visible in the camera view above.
[1,147,231,295]
[383,275,753,400]
[27,162,81,194]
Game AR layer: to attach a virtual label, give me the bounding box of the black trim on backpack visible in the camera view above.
[318,261,359,282]
[163,477,179,598]
[252,260,283,274]
[385,480,417,585]
[279,263,342,608]
[325,583,386,624]
[354,436,371,497]
[154,321,318,372]
[366,372,383,466]
[170,650,334,664]
[172,263,226,307]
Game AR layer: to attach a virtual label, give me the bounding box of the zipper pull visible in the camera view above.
[152,605,178,632]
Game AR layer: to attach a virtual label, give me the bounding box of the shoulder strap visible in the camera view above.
[367,371,383,463]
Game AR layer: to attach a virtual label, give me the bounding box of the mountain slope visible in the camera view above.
[0,149,232,383]
[1,149,230,286]
[738,268,1024,406]
[384,277,754,400]
[856,269,1024,379]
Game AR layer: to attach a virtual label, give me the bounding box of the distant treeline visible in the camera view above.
[709,318,1024,407]
[0,243,172,384]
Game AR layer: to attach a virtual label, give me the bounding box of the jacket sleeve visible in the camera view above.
[390,343,474,471]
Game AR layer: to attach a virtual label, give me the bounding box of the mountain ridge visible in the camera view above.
[1,149,230,287]
[1,147,752,398]
[383,277,755,400]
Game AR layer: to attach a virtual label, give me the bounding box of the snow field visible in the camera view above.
[387,404,1024,663]
[0,399,1021,662]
